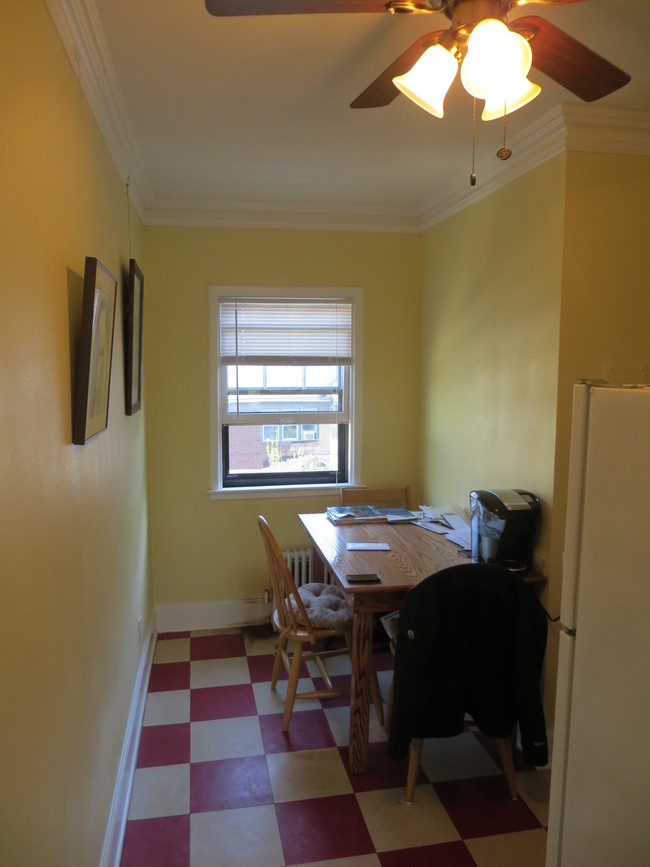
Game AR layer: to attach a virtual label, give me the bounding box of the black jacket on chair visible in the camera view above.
[388,563,548,767]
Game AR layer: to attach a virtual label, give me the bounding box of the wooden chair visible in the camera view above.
[340,485,411,510]
[258,516,384,731]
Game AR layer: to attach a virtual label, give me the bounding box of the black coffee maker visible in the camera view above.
[470,489,541,572]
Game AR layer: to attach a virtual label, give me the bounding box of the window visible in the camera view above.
[209,287,361,492]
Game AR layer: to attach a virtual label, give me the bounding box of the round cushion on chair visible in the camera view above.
[295,583,353,630]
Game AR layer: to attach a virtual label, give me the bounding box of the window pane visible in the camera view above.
[227,366,264,388]
[226,364,343,414]
[226,423,342,474]
[266,366,304,388]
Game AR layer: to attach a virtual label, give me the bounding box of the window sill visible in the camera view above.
[207,484,346,501]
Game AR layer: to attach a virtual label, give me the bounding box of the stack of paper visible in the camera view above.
[416,505,472,548]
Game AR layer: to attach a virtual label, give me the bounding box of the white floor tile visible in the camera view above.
[305,653,352,679]
[465,827,548,867]
[267,747,353,803]
[190,805,284,867]
[252,677,320,716]
[418,731,502,782]
[243,630,278,656]
[190,716,263,763]
[127,763,189,820]
[153,637,190,664]
[323,703,388,748]
[189,656,251,689]
[356,785,460,852]
[142,689,190,727]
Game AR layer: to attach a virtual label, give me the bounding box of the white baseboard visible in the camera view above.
[155,598,273,634]
[99,620,156,867]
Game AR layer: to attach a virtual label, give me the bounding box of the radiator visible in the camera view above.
[283,548,311,587]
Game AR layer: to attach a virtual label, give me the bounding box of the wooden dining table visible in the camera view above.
[299,512,545,774]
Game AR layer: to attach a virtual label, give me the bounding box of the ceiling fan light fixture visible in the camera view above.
[481,75,541,120]
[460,18,532,100]
[392,44,459,118]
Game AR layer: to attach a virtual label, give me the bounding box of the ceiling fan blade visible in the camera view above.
[350,30,447,108]
[512,15,630,101]
[205,0,389,15]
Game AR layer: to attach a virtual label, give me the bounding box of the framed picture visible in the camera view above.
[72,257,118,444]
[124,258,144,415]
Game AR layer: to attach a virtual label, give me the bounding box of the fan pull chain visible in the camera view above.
[497,101,512,161]
[470,98,477,186]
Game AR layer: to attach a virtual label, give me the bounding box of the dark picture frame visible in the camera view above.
[124,258,144,415]
[72,257,118,444]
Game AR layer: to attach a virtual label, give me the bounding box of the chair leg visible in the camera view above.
[496,736,518,800]
[282,641,304,732]
[406,738,423,803]
[271,633,288,690]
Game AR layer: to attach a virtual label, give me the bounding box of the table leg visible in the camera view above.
[310,546,325,582]
[348,607,374,774]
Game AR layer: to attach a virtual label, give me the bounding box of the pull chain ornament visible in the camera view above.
[497,102,512,160]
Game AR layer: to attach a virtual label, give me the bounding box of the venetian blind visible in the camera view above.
[219,298,353,366]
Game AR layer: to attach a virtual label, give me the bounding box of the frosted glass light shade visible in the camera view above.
[481,76,541,120]
[393,44,459,118]
[460,18,533,100]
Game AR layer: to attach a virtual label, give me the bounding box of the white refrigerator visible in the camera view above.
[546,382,650,866]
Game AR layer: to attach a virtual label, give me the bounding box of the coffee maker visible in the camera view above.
[470,489,541,572]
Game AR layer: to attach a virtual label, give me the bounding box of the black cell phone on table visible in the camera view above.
[346,573,381,584]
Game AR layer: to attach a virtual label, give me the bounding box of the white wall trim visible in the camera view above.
[99,620,156,867]
[155,599,273,634]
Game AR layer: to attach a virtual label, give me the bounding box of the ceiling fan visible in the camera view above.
[205,0,630,113]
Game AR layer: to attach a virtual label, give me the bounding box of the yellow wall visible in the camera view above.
[0,4,151,865]
[143,227,422,606]
[419,151,650,729]
[547,150,650,707]
[420,157,566,551]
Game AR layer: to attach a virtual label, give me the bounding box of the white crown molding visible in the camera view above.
[44,0,151,219]
[418,105,650,230]
[142,200,423,233]
[45,0,650,233]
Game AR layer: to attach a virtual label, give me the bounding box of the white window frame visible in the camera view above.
[208,285,363,498]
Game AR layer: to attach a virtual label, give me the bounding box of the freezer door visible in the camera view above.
[558,386,650,866]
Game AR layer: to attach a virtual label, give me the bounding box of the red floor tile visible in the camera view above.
[190,683,256,721]
[246,652,309,683]
[190,632,246,660]
[136,723,191,768]
[341,742,422,793]
[276,793,375,865]
[119,814,190,867]
[434,775,542,838]
[260,709,337,754]
[379,841,478,867]
[147,662,190,693]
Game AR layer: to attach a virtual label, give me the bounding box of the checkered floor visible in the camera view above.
[119,627,551,867]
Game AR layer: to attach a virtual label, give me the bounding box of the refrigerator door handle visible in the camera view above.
[560,383,591,631]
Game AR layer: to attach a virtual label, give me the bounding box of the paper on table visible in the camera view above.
[346,542,390,551]
[414,520,448,534]
[446,528,472,547]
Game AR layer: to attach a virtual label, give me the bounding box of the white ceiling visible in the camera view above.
[48,0,650,230]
